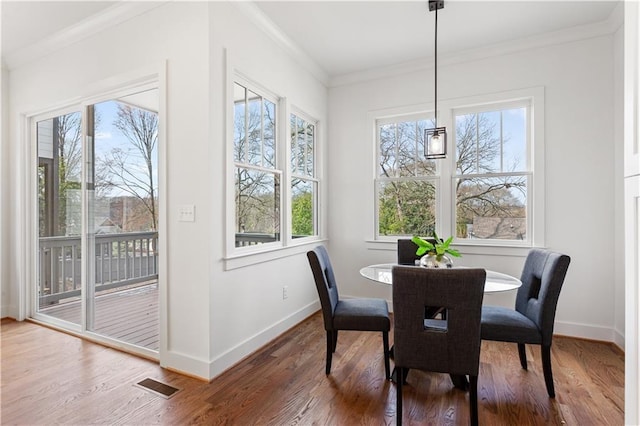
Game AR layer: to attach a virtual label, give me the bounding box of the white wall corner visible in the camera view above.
[207,300,320,381]
[161,350,213,382]
[554,320,618,343]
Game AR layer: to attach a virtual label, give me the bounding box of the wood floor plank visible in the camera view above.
[1,313,625,425]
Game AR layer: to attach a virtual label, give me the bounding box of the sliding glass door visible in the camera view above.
[34,88,160,353]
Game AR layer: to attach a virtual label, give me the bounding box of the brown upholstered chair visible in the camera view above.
[393,266,486,426]
[307,245,391,379]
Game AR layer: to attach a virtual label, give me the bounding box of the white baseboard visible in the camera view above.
[206,300,321,380]
[554,320,621,344]
[161,350,212,381]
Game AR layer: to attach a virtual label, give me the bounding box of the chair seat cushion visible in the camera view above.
[481,305,542,344]
[333,298,390,331]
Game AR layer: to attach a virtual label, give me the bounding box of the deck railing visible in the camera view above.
[39,231,158,305]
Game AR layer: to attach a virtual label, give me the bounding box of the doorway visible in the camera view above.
[33,88,160,354]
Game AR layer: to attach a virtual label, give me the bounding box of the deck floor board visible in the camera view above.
[39,284,158,351]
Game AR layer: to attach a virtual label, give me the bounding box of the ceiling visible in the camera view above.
[1,1,620,77]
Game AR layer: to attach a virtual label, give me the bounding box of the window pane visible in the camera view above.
[234,83,277,170]
[247,90,262,167]
[291,115,315,177]
[233,83,246,163]
[456,106,528,175]
[379,119,435,178]
[263,99,276,167]
[235,167,281,246]
[377,180,436,236]
[291,178,315,237]
[455,176,527,240]
[305,122,314,176]
[502,107,527,172]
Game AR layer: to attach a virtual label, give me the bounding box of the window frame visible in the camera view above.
[369,87,545,251]
[225,70,324,269]
[288,108,320,243]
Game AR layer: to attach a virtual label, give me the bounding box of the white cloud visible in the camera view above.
[95,132,112,140]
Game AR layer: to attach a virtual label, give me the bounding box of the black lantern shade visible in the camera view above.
[425,127,447,159]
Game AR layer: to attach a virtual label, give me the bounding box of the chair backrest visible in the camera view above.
[392,266,486,376]
[307,246,340,330]
[397,238,438,265]
[515,249,571,345]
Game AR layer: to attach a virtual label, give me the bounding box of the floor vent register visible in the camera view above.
[135,378,180,399]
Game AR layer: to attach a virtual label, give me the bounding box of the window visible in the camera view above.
[376,115,438,236]
[454,103,530,241]
[373,90,540,247]
[290,113,318,238]
[230,78,322,256]
[233,82,281,247]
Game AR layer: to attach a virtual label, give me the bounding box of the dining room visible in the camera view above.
[0,0,637,424]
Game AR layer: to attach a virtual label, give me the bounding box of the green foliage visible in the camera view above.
[292,191,313,236]
[411,231,461,261]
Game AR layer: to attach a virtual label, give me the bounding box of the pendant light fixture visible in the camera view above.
[425,0,447,159]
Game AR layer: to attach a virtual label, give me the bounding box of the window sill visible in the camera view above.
[365,239,536,258]
[224,237,327,270]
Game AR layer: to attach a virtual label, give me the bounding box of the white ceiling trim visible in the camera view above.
[233,2,330,87]
[330,2,624,88]
[3,2,167,70]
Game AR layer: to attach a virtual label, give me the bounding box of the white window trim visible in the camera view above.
[223,53,323,270]
[367,86,545,252]
[19,63,166,360]
[289,107,321,244]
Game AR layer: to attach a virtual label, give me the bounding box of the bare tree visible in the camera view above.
[100,104,158,231]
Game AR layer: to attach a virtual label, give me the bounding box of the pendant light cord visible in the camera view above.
[434,5,438,127]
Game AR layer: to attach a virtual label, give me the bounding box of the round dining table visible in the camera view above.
[359,263,522,293]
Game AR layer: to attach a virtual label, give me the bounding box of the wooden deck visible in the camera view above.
[39,283,158,351]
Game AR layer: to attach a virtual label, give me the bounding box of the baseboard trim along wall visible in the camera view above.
[207,300,321,381]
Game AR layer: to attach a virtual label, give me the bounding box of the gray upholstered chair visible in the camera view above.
[481,249,571,398]
[397,238,446,319]
[397,237,438,265]
[307,245,391,379]
[392,266,486,426]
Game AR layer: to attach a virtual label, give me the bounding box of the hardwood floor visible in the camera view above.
[1,313,624,425]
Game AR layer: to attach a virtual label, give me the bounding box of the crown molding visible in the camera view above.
[3,2,167,70]
[330,6,624,88]
[232,1,330,87]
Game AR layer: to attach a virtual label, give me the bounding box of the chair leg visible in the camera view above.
[383,331,391,380]
[518,343,528,370]
[325,331,333,375]
[541,344,555,398]
[332,330,339,353]
[469,375,479,426]
[396,367,403,426]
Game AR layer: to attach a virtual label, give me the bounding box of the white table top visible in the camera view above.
[359,263,522,294]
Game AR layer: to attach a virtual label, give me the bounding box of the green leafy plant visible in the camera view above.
[411,232,461,261]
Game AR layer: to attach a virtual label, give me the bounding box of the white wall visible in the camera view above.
[613,23,626,347]
[4,2,327,380]
[6,2,212,376]
[1,66,8,317]
[328,34,620,342]
[207,2,326,378]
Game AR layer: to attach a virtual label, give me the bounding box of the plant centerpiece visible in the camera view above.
[411,232,461,268]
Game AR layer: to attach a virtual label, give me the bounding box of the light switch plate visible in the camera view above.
[178,204,195,222]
